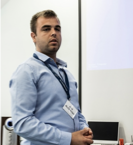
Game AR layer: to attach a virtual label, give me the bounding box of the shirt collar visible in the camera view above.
[34,51,67,67]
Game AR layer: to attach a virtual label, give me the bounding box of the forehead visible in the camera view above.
[36,16,60,28]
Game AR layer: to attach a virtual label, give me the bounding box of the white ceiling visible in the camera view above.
[1,0,10,8]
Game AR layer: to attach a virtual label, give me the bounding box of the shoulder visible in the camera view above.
[10,57,44,84]
[12,57,36,75]
[13,56,45,73]
[63,67,78,88]
[63,67,75,79]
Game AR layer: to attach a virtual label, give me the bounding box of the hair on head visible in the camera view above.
[30,10,59,35]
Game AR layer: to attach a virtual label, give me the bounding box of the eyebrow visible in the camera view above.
[41,25,61,29]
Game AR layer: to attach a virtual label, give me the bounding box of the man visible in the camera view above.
[10,10,93,145]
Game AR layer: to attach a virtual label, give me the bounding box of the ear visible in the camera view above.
[31,32,36,43]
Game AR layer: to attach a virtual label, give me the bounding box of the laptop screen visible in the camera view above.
[88,121,119,142]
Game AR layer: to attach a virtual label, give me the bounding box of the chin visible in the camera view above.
[51,47,59,52]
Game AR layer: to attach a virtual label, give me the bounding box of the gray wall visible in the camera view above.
[82,0,133,143]
[1,0,79,116]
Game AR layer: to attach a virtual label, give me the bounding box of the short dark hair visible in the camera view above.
[30,10,59,35]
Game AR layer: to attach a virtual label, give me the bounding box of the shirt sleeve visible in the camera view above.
[75,79,88,129]
[78,108,89,130]
[9,63,71,145]
[64,68,89,131]
[74,76,89,130]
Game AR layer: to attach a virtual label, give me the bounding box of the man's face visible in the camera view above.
[31,16,62,56]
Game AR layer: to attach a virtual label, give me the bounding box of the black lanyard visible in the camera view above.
[33,53,70,100]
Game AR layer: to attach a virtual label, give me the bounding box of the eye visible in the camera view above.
[55,27,61,32]
[43,27,50,31]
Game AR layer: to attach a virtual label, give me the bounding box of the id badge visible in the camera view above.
[63,100,78,119]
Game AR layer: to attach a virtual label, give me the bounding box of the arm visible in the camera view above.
[72,80,88,130]
[78,108,89,130]
[9,63,71,145]
[70,108,93,145]
[72,82,93,144]
[70,84,93,144]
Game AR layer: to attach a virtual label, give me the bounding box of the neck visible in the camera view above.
[47,54,57,63]
[36,49,57,63]
[47,54,59,67]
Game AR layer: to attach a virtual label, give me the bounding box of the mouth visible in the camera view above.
[50,39,58,43]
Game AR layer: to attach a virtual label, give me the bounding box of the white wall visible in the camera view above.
[1,0,79,116]
[81,0,133,143]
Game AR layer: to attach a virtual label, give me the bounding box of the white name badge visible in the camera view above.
[63,100,78,119]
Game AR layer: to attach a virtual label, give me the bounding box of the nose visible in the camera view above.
[51,33,56,37]
[51,28,56,37]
